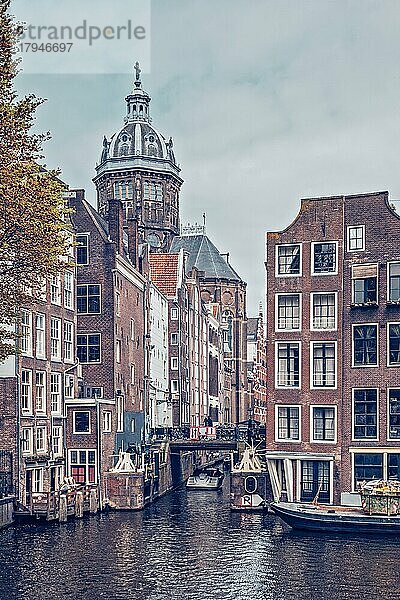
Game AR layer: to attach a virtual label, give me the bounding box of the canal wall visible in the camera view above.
[0,497,14,528]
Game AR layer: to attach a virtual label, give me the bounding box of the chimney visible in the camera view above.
[127,216,138,268]
[108,199,124,255]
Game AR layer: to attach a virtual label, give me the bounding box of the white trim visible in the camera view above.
[387,261,400,302]
[352,322,379,367]
[76,233,90,266]
[77,283,102,315]
[310,291,337,331]
[274,404,301,443]
[387,388,400,441]
[310,340,337,390]
[115,255,145,291]
[275,292,302,332]
[77,332,102,364]
[347,225,365,252]
[275,243,302,278]
[311,240,338,276]
[351,387,379,442]
[309,404,337,444]
[73,410,91,434]
[351,262,378,305]
[274,341,301,389]
[387,322,400,367]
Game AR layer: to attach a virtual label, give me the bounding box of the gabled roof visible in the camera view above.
[169,234,242,282]
[149,253,180,297]
[82,198,109,237]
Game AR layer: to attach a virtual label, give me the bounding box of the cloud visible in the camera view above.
[15,0,400,314]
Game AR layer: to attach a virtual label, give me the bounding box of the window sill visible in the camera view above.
[350,302,378,308]
[387,300,400,306]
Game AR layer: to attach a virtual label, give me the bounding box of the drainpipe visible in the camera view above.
[96,395,102,509]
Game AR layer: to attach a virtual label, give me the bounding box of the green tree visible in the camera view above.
[0,0,71,360]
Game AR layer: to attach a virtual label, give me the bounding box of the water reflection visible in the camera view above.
[0,478,399,600]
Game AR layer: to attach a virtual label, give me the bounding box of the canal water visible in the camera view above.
[1,478,399,600]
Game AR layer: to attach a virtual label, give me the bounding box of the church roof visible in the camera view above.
[169,234,242,282]
[247,317,259,340]
[149,253,180,297]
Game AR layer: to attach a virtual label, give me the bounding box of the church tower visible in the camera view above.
[93,62,183,252]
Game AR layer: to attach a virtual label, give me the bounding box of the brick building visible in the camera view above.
[68,189,147,502]
[170,230,249,424]
[265,191,400,505]
[149,251,190,427]
[0,240,76,508]
[247,309,267,423]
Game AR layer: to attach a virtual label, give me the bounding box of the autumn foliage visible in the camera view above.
[0,0,71,359]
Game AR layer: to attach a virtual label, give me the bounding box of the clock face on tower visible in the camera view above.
[147,232,162,248]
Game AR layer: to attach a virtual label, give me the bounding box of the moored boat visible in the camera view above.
[271,500,400,534]
[186,468,224,490]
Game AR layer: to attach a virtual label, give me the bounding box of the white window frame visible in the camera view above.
[275,243,302,278]
[310,292,337,331]
[116,340,121,364]
[64,271,74,310]
[171,307,178,320]
[35,371,46,414]
[311,241,338,276]
[387,322,400,367]
[352,323,379,368]
[310,341,337,390]
[352,388,379,442]
[77,333,101,364]
[20,310,32,356]
[130,364,135,384]
[73,410,91,435]
[387,389,400,441]
[64,374,74,400]
[77,284,101,315]
[387,261,400,303]
[116,396,124,432]
[36,426,47,454]
[274,404,301,443]
[274,341,301,389]
[171,357,179,370]
[102,411,112,433]
[35,313,46,359]
[171,380,178,393]
[52,425,63,457]
[275,293,302,331]
[50,372,62,415]
[64,320,74,363]
[21,369,32,415]
[21,428,33,455]
[351,263,378,305]
[50,275,62,306]
[50,317,62,361]
[130,319,135,340]
[347,225,365,252]
[310,405,337,444]
[116,290,121,317]
[171,333,178,345]
[76,233,90,266]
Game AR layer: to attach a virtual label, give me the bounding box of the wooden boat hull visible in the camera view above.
[270,502,400,534]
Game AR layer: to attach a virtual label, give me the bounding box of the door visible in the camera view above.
[300,460,330,503]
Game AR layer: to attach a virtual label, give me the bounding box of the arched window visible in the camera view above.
[148,144,157,157]
[222,310,233,352]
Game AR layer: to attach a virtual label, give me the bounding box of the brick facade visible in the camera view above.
[265,191,400,505]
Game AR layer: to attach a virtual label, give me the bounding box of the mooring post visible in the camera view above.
[89,489,98,514]
[59,495,68,523]
[75,491,84,518]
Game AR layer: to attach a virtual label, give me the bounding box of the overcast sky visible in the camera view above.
[14,0,400,315]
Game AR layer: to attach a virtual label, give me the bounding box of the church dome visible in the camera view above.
[99,62,176,166]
